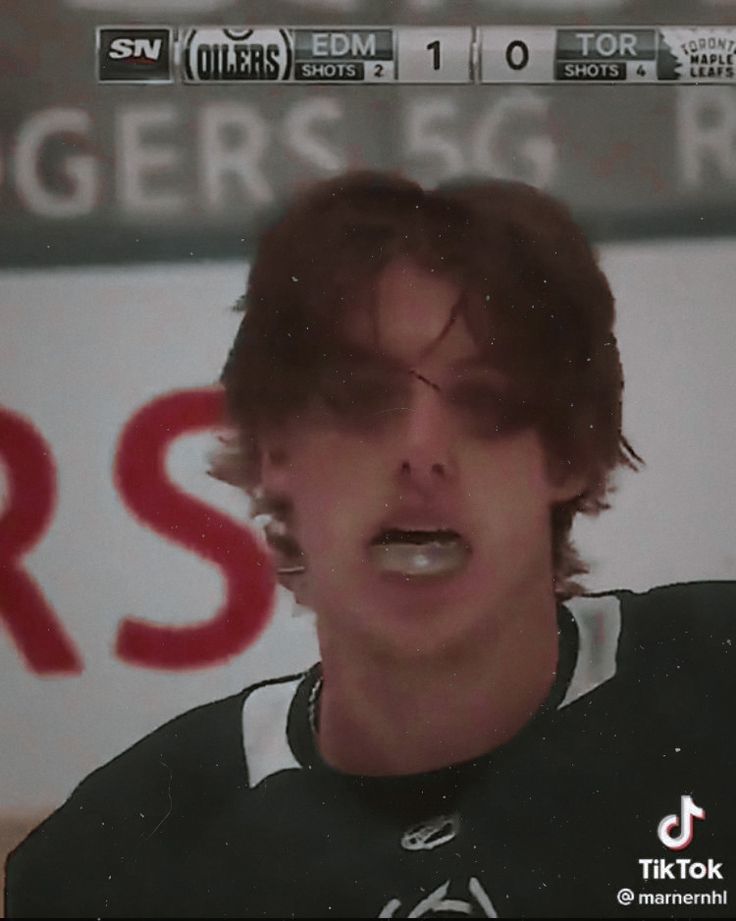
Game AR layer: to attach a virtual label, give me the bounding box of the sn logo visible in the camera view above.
[108,38,164,62]
[657,795,706,850]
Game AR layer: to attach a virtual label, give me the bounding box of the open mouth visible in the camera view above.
[368,528,471,578]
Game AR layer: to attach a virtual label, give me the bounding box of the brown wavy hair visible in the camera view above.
[217,171,641,598]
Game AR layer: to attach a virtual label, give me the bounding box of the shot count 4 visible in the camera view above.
[480,26,736,83]
[98,25,736,84]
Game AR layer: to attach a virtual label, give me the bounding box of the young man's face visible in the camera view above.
[259,258,584,659]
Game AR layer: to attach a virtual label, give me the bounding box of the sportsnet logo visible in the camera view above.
[97,28,173,82]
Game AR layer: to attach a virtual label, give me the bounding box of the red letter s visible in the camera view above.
[114,388,275,669]
[0,407,83,674]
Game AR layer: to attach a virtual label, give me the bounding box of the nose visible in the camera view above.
[396,373,458,490]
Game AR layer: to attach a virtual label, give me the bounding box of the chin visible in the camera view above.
[359,602,499,663]
[322,567,503,661]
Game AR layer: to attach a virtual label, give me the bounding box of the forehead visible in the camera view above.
[343,258,481,368]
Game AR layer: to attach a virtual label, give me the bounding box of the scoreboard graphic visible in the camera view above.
[97,25,736,85]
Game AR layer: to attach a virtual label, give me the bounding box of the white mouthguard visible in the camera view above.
[368,537,470,577]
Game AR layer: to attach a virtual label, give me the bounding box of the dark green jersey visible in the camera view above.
[6,582,735,918]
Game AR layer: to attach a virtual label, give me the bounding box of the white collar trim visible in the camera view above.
[559,594,622,709]
[241,677,303,788]
[240,594,623,786]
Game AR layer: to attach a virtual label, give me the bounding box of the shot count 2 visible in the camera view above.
[101,25,736,84]
[181,26,474,83]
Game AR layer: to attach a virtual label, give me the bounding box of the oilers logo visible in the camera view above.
[183,28,292,82]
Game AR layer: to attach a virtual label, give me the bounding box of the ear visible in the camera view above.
[257,436,294,496]
[253,435,307,590]
[546,459,590,505]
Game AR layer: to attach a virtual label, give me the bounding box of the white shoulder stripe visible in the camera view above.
[241,677,303,788]
[559,594,622,709]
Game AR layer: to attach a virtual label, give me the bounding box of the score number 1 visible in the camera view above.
[427,38,441,71]
[424,31,531,78]
[397,27,473,83]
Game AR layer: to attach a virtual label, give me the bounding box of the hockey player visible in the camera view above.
[6,172,734,918]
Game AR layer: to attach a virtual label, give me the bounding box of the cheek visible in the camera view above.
[280,435,378,550]
[465,434,555,536]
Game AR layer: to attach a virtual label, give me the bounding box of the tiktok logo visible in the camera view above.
[657,795,706,851]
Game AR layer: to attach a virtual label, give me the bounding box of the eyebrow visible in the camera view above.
[331,351,512,394]
[449,357,503,371]
[333,348,406,372]
[446,358,511,385]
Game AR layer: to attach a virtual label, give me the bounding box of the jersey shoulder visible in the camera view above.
[615,579,736,672]
[4,672,304,917]
[580,580,736,729]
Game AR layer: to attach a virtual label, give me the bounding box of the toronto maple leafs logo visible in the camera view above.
[657,28,736,81]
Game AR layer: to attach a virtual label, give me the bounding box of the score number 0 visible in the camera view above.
[425,34,532,76]
[505,39,530,71]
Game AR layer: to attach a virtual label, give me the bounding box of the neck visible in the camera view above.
[314,588,560,776]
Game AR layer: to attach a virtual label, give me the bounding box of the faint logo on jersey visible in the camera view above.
[380,877,498,918]
[97,28,173,83]
[657,795,706,850]
[401,813,459,851]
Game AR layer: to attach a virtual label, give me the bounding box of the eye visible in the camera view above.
[448,382,531,437]
[316,366,407,425]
